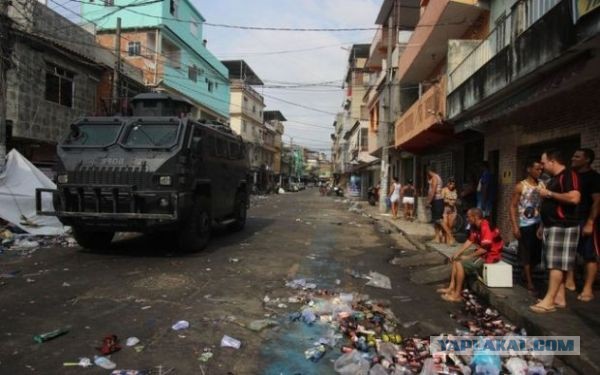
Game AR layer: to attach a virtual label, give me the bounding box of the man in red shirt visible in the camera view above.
[438,208,504,302]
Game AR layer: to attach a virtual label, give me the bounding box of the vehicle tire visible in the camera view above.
[230,192,247,232]
[178,196,211,252]
[72,227,114,250]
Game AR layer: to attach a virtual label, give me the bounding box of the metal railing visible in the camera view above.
[448,0,561,93]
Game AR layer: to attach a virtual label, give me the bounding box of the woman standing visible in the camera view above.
[389,177,402,219]
[441,178,458,245]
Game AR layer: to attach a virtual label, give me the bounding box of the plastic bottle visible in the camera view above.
[33,326,70,343]
[93,355,116,370]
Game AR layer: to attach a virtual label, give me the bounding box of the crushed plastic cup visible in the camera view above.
[94,355,116,370]
[126,337,140,346]
[304,344,326,362]
[220,335,241,349]
[171,320,189,331]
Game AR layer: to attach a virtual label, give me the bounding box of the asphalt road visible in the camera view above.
[0,189,471,374]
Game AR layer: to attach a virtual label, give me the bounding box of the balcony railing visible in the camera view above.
[448,0,560,93]
[395,76,446,146]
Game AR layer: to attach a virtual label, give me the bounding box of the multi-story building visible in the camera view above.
[447,0,600,239]
[392,0,489,219]
[364,0,419,189]
[339,44,374,198]
[221,60,270,191]
[5,1,145,165]
[264,110,286,177]
[83,0,230,122]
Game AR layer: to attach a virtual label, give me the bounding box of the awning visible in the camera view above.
[397,121,455,154]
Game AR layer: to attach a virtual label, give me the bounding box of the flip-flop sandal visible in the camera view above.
[536,298,566,309]
[566,286,576,292]
[441,294,462,303]
[436,288,450,294]
[577,294,594,302]
[529,304,556,313]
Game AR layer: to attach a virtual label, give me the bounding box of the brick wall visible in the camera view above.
[484,78,600,238]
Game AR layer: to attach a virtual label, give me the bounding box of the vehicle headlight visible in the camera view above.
[57,174,68,184]
[159,176,172,186]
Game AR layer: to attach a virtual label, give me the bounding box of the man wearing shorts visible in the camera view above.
[566,148,600,302]
[427,166,444,243]
[531,149,581,313]
[438,208,503,302]
[509,159,544,293]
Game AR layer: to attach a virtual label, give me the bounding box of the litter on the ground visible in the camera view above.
[247,319,279,332]
[126,337,140,347]
[63,357,92,368]
[171,320,190,331]
[365,271,392,289]
[94,355,117,370]
[220,335,242,349]
[33,326,70,343]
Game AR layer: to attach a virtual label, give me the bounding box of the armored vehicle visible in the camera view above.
[36,92,250,252]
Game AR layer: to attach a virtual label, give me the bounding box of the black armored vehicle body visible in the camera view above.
[36,93,250,251]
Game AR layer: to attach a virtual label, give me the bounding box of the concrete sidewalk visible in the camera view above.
[357,200,600,374]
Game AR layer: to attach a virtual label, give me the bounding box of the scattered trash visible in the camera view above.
[277,303,288,309]
[97,334,121,355]
[247,319,278,332]
[198,351,213,363]
[171,320,190,331]
[94,355,117,370]
[220,335,242,349]
[126,337,140,347]
[365,271,392,289]
[334,350,370,374]
[33,326,70,343]
[285,278,317,290]
[304,344,327,362]
[111,370,148,375]
[133,345,145,353]
[63,357,92,368]
[141,306,152,310]
[228,257,240,263]
[61,282,71,287]
[401,321,418,328]
[1,270,20,278]
[26,278,35,283]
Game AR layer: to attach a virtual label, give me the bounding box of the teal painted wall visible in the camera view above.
[82,0,230,118]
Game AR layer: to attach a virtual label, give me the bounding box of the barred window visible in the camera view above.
[128,41,141,56]
[45,63,74,107]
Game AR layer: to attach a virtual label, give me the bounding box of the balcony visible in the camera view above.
[447,0,583,126]
[395,76,452,153]
[397,0,487,84]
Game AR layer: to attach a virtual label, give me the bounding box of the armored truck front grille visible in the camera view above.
[69,166,149,187]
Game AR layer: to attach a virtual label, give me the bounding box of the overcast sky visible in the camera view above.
[51,0,382,154]
[198,0,381,154]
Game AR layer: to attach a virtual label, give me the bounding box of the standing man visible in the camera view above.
[530,150,581,313]
[510,160,545,294]
[427,166,444,243]
[566,148,600,302]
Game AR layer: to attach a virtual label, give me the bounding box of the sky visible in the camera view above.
[49,0,383,154]
[198,0,382,154]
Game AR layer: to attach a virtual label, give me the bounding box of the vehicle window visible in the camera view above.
[63,124,121,147]
[123,122,179,148]
[206,136,216,157]
[216,138,228,158]
[229,142,240,159]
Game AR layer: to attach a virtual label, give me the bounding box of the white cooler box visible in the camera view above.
[480,261,513,288]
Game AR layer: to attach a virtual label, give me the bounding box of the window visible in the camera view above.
[146,32,156,54]
[207,80,214,92]
[128,41,141,56]
[104,0,114,6]
[252,105,256,113]
[188,65,197,82]
[206,136,216,157]
[360,128,368,151]
[216,138,227,158]
[229,142,241,159]
[242,120,247,133]
[169,0,178,16]
[45,63,74,107]
[190,20,199,37]
[123,123,179,148]
[162,39,181,69]
[64,124,121,147]
[243,96,248,102]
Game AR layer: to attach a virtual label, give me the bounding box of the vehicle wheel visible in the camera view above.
[72,227,114,250]
[178,196,211,252]
[230,192,247,232]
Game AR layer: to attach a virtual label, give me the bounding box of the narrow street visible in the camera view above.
[1,189,464,374]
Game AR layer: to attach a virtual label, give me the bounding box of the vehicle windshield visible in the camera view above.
[63,124,121,147]
[122,122,180,148]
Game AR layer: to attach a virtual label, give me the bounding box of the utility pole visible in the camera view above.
[113,17,121,115]
[379,0,395,213]
[0,0,14,169]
